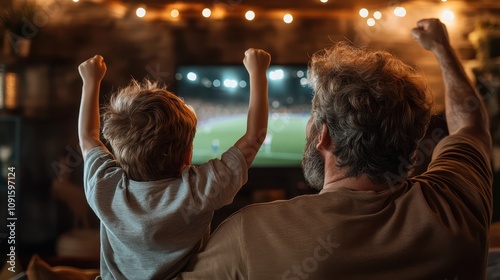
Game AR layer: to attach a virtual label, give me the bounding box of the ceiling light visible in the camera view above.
[202,8,211,18]
[136,7,146,18]
[359,8,369,18]
[245,10,255,21]
[373,11,382,20]
[170,9,179,18]
[394,7,406,17]
[283,14,293,24]
[367,18,376,26]
[440,9,455,22]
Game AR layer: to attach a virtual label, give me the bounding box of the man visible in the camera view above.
[177,19,492,279]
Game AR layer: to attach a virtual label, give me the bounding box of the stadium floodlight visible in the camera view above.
[269,69,284,80]
[300,77,308,86]
[223,79,238,88]
[202,78,212,88]
[187,72,197,81]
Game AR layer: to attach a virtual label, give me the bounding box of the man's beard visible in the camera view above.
[302,135,325,191]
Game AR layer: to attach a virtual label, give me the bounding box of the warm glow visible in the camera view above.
[170,9,179,18]
[440,9,455,22]
[136,7,146,18]
[245,10,255,21]
[394,7,406,17]
[5,73,18,109]
[320,0,328,3]
[73,0,79,2]
[373,11,382,20]
[0,74,3,109]
[367,18,376,26]
[283,13,293,24]
[442,0,447,2]
[359,8,369,18]
[202,8,211,18]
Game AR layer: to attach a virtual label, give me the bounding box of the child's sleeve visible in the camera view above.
[184,146,248,212]
[83,146,124,218]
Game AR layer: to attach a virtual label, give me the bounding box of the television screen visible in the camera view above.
[175,65,312,167]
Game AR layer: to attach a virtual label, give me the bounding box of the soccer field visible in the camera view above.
[192,114,309,166]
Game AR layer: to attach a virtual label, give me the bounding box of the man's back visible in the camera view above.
[178,19,493,279]
[180,133,491,279]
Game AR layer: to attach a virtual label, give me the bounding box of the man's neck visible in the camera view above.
[322,173,390,192]
[322,155,390,192]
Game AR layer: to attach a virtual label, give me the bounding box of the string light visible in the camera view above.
[359,8,369,18]
[170,9,179,18]
[136,7,146,18]
[202,8,211,18]
[245,10,255,21]
[373,11,382,20]
[394,7,406,17]
[283,13,293,24]
[440,9,455,22]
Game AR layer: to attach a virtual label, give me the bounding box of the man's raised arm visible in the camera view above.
[412,18,491,155]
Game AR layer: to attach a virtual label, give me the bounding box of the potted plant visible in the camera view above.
[0,1,38,57]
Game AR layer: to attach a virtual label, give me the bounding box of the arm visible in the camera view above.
[235,48,271,167]
[412,19,491,156]
[78,55,108,159]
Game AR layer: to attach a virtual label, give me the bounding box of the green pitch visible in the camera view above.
[192,114,309,166]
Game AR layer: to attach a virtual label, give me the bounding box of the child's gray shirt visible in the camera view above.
[83,146,248,280]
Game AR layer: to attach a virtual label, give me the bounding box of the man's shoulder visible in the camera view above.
[221,193,321,225]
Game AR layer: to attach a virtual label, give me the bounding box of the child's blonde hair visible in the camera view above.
[102,80,197,181]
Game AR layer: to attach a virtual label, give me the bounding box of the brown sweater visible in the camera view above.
[179,134,492,280]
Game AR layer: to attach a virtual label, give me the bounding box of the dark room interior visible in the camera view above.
[0,0,500,278]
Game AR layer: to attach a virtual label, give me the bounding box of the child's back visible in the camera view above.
[78,49,270,279]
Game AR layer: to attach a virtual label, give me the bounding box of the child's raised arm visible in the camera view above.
[235,48,271,168]
[78,55,107,159]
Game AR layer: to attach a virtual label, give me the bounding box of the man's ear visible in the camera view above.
[316,123,331,151]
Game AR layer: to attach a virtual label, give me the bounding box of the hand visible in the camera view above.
[78,55,107,85]
[412,18,450,52]
[243,48,271,76]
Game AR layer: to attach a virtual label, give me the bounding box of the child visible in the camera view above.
[78,49,270,280]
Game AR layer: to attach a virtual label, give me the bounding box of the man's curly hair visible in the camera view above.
[308,42,432,184]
